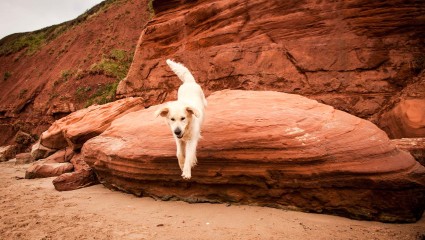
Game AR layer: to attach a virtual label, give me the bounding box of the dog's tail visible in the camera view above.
[166,59,196,83]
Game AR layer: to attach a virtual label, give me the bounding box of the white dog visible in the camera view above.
[155,59,207,179]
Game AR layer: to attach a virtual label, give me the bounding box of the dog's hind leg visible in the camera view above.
[176,139,185,171]
[182,139,198,179]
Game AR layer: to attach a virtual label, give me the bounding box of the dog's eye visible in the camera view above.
[181,117,185,121]
[171,118,175,121]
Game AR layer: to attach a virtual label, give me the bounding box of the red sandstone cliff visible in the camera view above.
[118,0,425,138]
[0,0,150,146]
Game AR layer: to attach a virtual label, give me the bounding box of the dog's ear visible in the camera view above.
[155,106,169,118]
[186,106,200,118]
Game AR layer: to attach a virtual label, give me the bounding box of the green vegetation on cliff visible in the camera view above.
[0,0,117,56]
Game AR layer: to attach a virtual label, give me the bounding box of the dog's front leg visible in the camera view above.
[175,139,185,171]
[182,139,198,179]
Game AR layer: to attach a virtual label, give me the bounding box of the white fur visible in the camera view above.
[155,59,207,179]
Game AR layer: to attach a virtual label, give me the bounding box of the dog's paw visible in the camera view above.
[191,157,198,167]
[181,170,191,179]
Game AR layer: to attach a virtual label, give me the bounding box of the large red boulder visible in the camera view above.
[83,90,425,223]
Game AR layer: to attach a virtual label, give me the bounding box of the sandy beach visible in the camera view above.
[1,160,424,240]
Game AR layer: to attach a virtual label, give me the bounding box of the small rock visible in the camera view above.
[52,153,99,191]
[25,161,74,179]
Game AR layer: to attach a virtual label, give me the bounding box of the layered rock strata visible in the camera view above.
[83,90,425,223]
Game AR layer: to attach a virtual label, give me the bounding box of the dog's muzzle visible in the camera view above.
[174,128,183,139]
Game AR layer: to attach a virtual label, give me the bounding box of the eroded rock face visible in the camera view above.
[83,90,425,223]
[40,97,144,150]
[117,0,425,139]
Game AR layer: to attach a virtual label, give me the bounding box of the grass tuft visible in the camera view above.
[84,81,119,107]
[0,32,46,56]
[89,49,132,81]
[148,0,155,19]
[79,49,132,107]
[19,89,28,99]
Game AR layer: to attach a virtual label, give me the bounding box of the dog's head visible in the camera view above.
[155,101,200,139]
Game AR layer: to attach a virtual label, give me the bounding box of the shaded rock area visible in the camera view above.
[380,99,425,138]
[117,0,425,138]
[82,90,425,223]
[31,141,56,160]
[14,131,36,152]
[0,145,16,162]
[15,153,34,165]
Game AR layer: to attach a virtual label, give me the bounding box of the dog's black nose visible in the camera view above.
[174,128,182,136]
